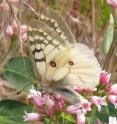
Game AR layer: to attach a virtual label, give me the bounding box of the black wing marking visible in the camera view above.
[39,7,76,45]
[28,19,72,81]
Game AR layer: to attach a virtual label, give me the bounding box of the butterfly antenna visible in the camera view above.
[20,0,40,17]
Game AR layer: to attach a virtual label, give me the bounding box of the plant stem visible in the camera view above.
[92,0,96,49]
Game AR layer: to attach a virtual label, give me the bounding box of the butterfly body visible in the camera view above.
[27,6,101,103]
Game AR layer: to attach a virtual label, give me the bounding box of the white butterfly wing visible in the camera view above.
[64,43,101,89]
[28,19,73,82]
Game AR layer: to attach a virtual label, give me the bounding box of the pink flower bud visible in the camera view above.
[46,106,53,116]
[97,119,102,124]
[106,83,112,91]
[90,96,106,111]
[110,84,117,96]
[100,71,111,84]
[21,33,28,42]
[6,25,14,37]
[82,102,92,112]
[66,104,86,124]
[0,3,9,11]
[11,20,17,31]
[108,95,117,107]
[32,96,43,107]
[43,95,54,116]
[76,113,85,124]
[43,95,54,107]
[107,0,117,8]
[66,104,81,114]
[74,86,84,93]
[28,89,43,107]
[54,95,65,111]
[23,111,40,122]
[20,25,28,34]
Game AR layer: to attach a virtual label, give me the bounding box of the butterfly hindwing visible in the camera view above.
[61,43,101,89]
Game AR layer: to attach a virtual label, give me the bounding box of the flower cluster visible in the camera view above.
[107,0,117,8]
[23,88,65,122]
[23,71,117,124]
[0,0,19,11]
[0,0,28,43]
[5,20,28,43]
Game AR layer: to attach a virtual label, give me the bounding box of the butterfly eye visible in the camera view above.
[50,61,56,67]
[69,61,74,66]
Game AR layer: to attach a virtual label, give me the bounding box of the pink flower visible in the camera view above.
[107,0,117,8]
[21,33,28,42]
[23,111,40,122]
[110,84,117,96]
[43,95,54,116]
[90,96,106,111]
[28,89,43,107]
[76,113,85,124]
[100,71,111,84]
[97,119,102,124]
[54,95,65,111]
[66,104,81,114]
[11,20,17,31]
[6,25,14,37]
[106,83,112,91]
[74,86,84,93]
[32,96,43,107]
[0,3,9,11]
[66,104,86,124]
[82,102,92,112]
[20,25,28,34]
[108,95,117,108]
[20,25,28,42]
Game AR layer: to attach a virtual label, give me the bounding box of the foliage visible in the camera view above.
[4,56,35,91]
[0,100,32,124]
[102,14,114,54]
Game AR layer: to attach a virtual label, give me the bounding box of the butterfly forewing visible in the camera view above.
[28,19,73,81]
[39,7,76,45]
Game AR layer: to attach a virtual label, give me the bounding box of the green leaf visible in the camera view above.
[60,112,75,123]
[96,105,109,123]
[102,13,114,54]
[108,103,117,117]
[0,116,15,124]
[86,117,97,124]
[4,56,35,91]
[0,100,32,124]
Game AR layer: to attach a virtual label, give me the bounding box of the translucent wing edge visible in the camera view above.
[39,7,76,44]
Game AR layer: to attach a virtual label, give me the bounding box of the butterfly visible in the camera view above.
[27,6,101,104]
